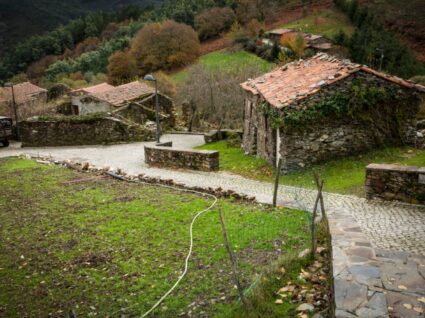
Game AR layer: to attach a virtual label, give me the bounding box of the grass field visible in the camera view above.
[197,141,425,197]
[171,51,274,83]
[0,158,314,317]
[281,8,354,39]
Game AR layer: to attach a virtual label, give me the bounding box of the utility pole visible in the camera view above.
[5,82,19,140]
[143,74,161,144]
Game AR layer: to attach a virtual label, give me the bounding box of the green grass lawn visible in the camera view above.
[197,141,425,197]
[171,51,273,83]
[281,9,354,39]
[0,158,315,318]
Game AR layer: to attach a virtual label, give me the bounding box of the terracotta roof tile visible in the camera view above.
[92,81,154,106]
[241,53,425,108]
[0,82,47,105]
[78,83,115,95]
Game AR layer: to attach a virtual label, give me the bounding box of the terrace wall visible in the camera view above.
[366,163,425,204]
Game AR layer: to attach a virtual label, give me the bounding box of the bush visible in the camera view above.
[107,51,138,85]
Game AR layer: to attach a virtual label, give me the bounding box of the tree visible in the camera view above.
[130,20,200,73]
[195,7,236,40]
[107,51,138,85]
[280,33,307,57]
[177,61,265,130]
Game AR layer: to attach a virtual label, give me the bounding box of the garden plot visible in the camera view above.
[0,158,316,317]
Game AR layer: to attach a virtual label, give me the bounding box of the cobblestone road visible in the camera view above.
[1,136,424,256]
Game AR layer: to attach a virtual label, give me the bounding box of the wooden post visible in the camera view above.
[273,158,283,207]
[313,172,326,219]
[218,207,249,306]
[311,180,324,259]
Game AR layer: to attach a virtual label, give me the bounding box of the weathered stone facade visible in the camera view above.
[366,163,425,204]
[20,115,154,147]
[145,146,219,171]
[243,71,422,172]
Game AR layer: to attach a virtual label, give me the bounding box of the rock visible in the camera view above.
[297,303,314,312]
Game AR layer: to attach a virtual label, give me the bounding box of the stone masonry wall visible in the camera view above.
[20,116,154,147]
[366,163,425,204]
[145,146,219,171]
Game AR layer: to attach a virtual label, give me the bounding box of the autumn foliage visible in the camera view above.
[194,7,235,40]
[107,51,138,85]
[280,33,307,57]
[130,20,200,73]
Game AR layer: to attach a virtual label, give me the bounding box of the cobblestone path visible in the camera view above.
[1,138,424,256]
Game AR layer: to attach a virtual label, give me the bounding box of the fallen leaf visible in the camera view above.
[418,297,425,303]
[275,299,283,304]
[413,307,424,313]
[403,304,412,309]
[398,285,407,290]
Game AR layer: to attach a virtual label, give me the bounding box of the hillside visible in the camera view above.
[0,0,161,55]
[360,0,425,62]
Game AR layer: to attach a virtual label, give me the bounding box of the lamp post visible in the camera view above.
[143,74,161,144]
[4,82,19,140]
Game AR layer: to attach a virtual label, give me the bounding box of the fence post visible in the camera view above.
[273,158,283,207]
[218,207,249,306]
[311,180,324,259]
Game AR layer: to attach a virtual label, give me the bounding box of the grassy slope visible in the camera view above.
[0,158,310,317]
[197,141,425,197]
[171,51,274,84]
[280,8,354,39]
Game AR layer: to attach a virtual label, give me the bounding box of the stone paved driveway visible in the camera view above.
[1,135,424,256]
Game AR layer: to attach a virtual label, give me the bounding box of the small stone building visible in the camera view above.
[0,81,47,116]
[71,81,175,128]
[241,53,425,172]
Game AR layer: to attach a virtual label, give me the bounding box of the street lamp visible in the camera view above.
[143,74,161,144]
[4,82,19,140]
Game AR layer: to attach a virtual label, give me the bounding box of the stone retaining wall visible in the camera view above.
[366,164,425,204]
[144,146,219,171]
[20,115,154,147]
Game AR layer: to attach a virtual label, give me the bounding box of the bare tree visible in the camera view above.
[177,61,266,130]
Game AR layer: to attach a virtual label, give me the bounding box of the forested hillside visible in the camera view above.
[0,0,162,55]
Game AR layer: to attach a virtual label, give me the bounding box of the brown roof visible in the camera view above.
[241,53,425,109]
[79,83,115,95]
[0,82,47,105]
[92,81,155,106]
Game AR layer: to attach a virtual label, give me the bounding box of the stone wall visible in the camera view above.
[20,115,154,147]
[145,146,219,171]
[243,71,421,172]
[365,163,425,204]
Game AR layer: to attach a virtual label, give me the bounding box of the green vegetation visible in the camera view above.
[197,141,425,197]
[0,158,311,317]
[172,50,273,83]
[334,0,425,78]
[281,9,354,39]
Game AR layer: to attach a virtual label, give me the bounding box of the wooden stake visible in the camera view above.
[218,207,249,306]
[311,180,324,259]
[313,172,326,219]
[273,158,283,207]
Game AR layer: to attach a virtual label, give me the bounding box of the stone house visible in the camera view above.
[241,53,425,172]
[0,81,47,117]
[71,81,175,128]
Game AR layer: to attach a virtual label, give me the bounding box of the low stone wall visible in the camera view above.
[144,146,219,171]
[366,164,425,204]
[20,115,154,147]
[204,129,243,144]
